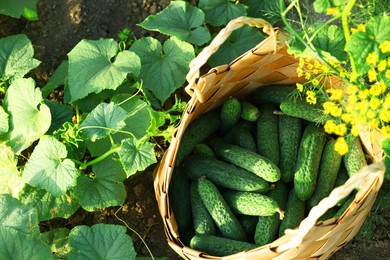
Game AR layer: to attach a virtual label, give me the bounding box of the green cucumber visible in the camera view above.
[279,115,302,182]
[197,177,246,241]
[253,85,296,105]
[238,215,258,239]
[257,104,279,165]
[344,135,367,178]
[334,164,351,207]
[318,208,339,221]
[184,155,269,193]
[222,190,283,217]
[307,139,342,209]
[220,97,241,134]
[190,181,216,235]
[190,235,257,256]
[254,182,288,246]
[209,138,281,182]
[227,127,257,152]
[240,101,260,122]
[193,143,215,157]
[294,123,326,201]
[176,110,221,165]
[280,99,329,124]
[333,195,355,218]
[278,189,305,237]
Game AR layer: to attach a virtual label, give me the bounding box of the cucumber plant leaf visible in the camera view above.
[0,0,38,20]
[0,227,52,260]
[0,143,24,197]
[198,0,246,26]
[1,78,51,154]
[245,0,281,25]
[117,137,157,178]
[41,60,68,98]
[139,1,211,46]
[0,34,40,81]
[66,38,141,102]
[69,224,136,260]
[41,228,71,259]
[313,0,331,13]
[80,102,128,142]
[130,37,194,105]
[19,185,80,221]
[74,156,126,211]
[208,25,266,67]
[0,194,39,236]
[0,106,9,135]
[45,100,73,134]
[22,136,78,197]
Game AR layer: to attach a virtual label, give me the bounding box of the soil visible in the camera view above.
[0,1,389,259]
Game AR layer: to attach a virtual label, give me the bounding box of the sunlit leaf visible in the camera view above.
[0,143,24,197]
[198,0,246,26]
[0,106,9,135]
[41,228,71,259]
[0,0,39,20]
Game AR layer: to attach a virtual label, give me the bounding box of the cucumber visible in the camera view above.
[238,215,258,239]
[318,207,339,221]
[254,182,288,246]
[278,189,305,237]
[280,99,329,124]
[208,138,281,182]
[176,110,221,165]
[222,190,283,217]
[226,127,257,152]
[190,181,216,235]
[279,115,302,182]
[257,104,279,165]
[197,177,246,241]
[307,139,342,209]
[344,135,367,178]
[184,155,269,193]
[333,195,355,218]
[220,97,241,134]
[169,167,192,233]
[334,164,350,207]
[190,235,257,256]
[253,85,296,105]
[240,101,260,122]
[193,143,215,157]
[294,123,326,201]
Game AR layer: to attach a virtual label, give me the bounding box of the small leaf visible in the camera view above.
[0,143,24,197]
[0,106,9,135]
[0,227,52,260]
[0,34,40,81]
[311,25,346,62]
[117,137,157,177]
[382,138,390,156]
[22,136,78,197]
[198,0,246,26]
[19,185,80,221]
[69,224,136,260]
[313,0,331,13]
[66,38,141,102]
[0,194,39,236]
[130,37,194,105]
[74,156,126,211]
[45,100,73,134]
[2,78,51,154]
[245,0,281,25]
[80,102,128,142]
[41,228,71,259]
[0,0,39,20]
[139,1,210,46]
[41,60,68,98]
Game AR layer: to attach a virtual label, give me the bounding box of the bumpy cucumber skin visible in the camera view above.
[229,128,257,152]
[184,155,269,193]
[257,104,280,165]
[238,215,258,239]
[294,123,326,201]
[280,99,329,124]
[209,138,281,182]
[190,235,257,256]
[279,115,302,182]
[240,101,260,122]
[334,164,350,207]
[176,110,221,165]
[222,190,279,216]
[197,178,246,241]
[307,139,342,209]
[190,181,216,235]
[278,189,305,237]
[220,97,242,134]
[169,167,192,233]
[253,85,296,105]
[344,135,367,178]
[255,182,288,246]
[193,143,215,157]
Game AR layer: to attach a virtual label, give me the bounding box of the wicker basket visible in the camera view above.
[153,17,385,260]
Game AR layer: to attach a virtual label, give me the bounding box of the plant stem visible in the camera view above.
[75,106,80,124]
[75,146,121,170]
[342,0,357,73]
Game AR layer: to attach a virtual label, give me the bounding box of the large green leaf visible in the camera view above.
[311,24,346,62]
[117,137,157,178]
[74,156,126,211]
[41,60,68,98]
[130,37,194,105]
[0,0,38,20]
[45,100,73,134]
[80,102,128,142]
[208,25,266,67]
[0,194,39,236]
[0,106,9,135]
[0,227,52,260]
[245,0,281,25]
[19,185,80,221]
[41,228,71,259]
[68,224,136,260]
[22,136,78,197]
[139,1,210,46]
[0,34,40,81]
[66,38,141,102]
[0,143,24,197]
[1,78,51,154]
[198,0,246,26]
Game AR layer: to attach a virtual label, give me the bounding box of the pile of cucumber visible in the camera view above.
[170,85,368,257]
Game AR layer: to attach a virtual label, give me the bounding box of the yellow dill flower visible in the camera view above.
[326,7,339,15]
[368,68,377,82]
[335,137,349,155]
[305,73,311,80]
[306,90,317,104]
[347,85,358,95]
[296,83,304,92]
[347,94,358,105]
[369,97,381,110]
[369,118,380,128]
[299,57,305,67]
[324,120,337,134]
[385,93,390,108]
[335,123,347,136]
[366,110,377,119]
[386,69,390,79]
[323,101,336,114]
[378,59,387,72]
[379,40,390,53]
[357,89,369,100]
[329,89,343,101]
[297,67,304,77]
[370,81,386,96]
[341,113,352,123]
[345,103,355,113]
[366,52,379,66]
[307,64,314,70]
[380,125,390,138]
[380,109,390,122]
[349,72,358,82]
[351,125,360,136]
[312,78,319,86]
[330,106,342,117]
